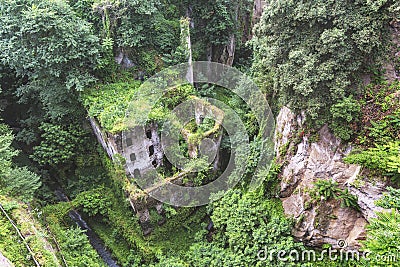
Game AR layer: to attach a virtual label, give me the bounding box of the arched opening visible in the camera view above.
[146,130,152,139]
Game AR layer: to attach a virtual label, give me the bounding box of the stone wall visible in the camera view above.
[89,118,164,234]
[89,103,224,235]
[89,117,163,173]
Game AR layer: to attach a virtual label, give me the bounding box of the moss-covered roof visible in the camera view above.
[81,81,141,133]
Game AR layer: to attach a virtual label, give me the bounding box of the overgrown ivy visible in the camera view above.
[252,0,399,123]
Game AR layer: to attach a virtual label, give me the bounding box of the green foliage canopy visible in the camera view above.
[0,0,100,121]
[187,189,304,266]
[81,81,141,133]
[252,0,399,120]
[363,187,400,266]
[0,124,41,202]
[0,125,18,179]
[31,122,87,166]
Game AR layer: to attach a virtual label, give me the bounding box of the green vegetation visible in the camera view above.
[337,188,360,210]
[2,167,41,202]
[32,123,88,166]
[189,189,304,266]
[310,179,341,201]
[0,125,41,202]
[309,179,360,210]
[0,0,100,128]
[330,96,361,141]
[0,196,61,266]
[0,0,399,266]
[362,187,400,266]
[43,202,106,266]
[376,187,400,210]
[345,142,400,182]
[344,83,400,183]
[252,0,399,124]
[82,81,141,133]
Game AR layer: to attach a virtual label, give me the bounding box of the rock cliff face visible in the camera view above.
[275,107,387,250]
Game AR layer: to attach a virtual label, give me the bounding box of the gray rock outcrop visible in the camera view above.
[276,107,387,250]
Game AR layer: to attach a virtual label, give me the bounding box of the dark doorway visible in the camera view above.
[149,145,154,156]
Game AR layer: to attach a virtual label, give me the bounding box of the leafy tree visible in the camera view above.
[0,124,18,179]
[162,18,192,66]
[252,0,399,120]
[0,124,41,201]
[69,0,101,25]
[190,0,237,46]
[114,0,159,48]
[3,167,41,202]
[0,0,100,124]
[110,0,181,72]
[31,122,87,166]
[189,0,253,62]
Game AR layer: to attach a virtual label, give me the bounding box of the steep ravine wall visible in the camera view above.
[275,107,387,250]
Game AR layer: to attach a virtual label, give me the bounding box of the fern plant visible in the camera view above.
[309,179,360,211]
[344,141,400,182]
[311,179,341,201]
[362,210,400,265]
[337,188,360,211]
[376,187,400,211]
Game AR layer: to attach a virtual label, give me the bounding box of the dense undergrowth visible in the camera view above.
[0,0,399,266]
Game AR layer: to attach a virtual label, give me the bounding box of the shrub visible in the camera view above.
[376,187,400,211]
[3,167,41,202]
[32,123,87,166]
[337,188,360,210]
[330,96,361,141]
[344,141,400,182]
[310,179,341,201]
[74,187,112,217]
